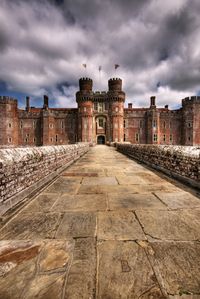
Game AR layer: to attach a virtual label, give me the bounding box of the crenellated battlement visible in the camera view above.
[0,96,17,105]
[182,96,200,105]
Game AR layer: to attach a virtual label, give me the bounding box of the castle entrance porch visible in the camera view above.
[97,135,105,144]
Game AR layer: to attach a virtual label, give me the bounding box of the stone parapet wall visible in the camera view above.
[116,143,200,189]
[0,143,89,215]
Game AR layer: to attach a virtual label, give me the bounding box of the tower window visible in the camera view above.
[163,134,166,142]
[170,134,173,142]
[56,135,58,142]
[153,134,157,142]
[188,136,191,141]
[124,134,126,141]
[61,120,64,129]
[94,102,98,111]
[99,118,104,128]
[49,123,54,129]
[153,120,157,128]
[8,137,12,143]
[135,133,139,142]
[50,137,53,142]
[8,123,12,128]
[163,121,166,129]
[98,103,104,112]
[124,120,126,128]
[20,121,23,129]
[33,137,36,142]
[188,122,192,128]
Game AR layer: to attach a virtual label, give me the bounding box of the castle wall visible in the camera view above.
[0,79,200,147]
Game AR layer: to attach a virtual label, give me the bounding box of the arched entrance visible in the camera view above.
[97,135,105,144]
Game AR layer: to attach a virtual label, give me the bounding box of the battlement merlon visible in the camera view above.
[0,96,18,105]
[182,96,200,106]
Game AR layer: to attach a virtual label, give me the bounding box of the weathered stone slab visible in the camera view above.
[64,238,96,298]
[39,240,74,272]
[116,175,148,185]
[155,191,200,209]
[52,194,107,212]
[0,213,61,240]
[45,180,80,194]
[82,176,118,185]
[136,209,200,240]
[97,240,165,298]
[21,193,59,213]
[56,212,96,238]
[78,184,139,194]
[146,241,200,297]
[108,193,166,210]
[97,211,145,240]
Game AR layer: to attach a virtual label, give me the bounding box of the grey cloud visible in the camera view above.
[0,0,200,108]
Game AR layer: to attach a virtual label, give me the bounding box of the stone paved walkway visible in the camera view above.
[0,145,200,299]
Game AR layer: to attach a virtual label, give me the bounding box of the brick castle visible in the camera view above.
[0,77,200,147]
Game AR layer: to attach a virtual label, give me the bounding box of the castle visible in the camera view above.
[0,77,200,147]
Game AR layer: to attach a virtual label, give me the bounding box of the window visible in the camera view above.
[20,121,23,129]
[188,122,192,128]
[33,121,36,129]
[24,138,28,143]
[50,137,53,142]
[8,137,12,143]
[124,134,126,141]
[56,135,58,142]
[188,136,191,141]
[61,120,64,129]
[163,134,166,142]
[163,121,166,129]
[135,133,139,142]
[94,102,98,111]
[153,134,157,142]
[124,120,126,128]
[170,134,173,142]
[33,137,36,142]
[98,103,104,112]
[8,123,12,128]
[26,133,29,138]
[49,123,54,129]
[99,118,104,128]
[153,120,157,128]
[139,120,143,128]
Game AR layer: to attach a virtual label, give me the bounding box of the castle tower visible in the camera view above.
[182,96,200,145]
[108,78,125,143]
[76,78,93,142]
[0,96,19,147]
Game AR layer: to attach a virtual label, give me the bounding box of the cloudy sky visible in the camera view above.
[0,0,200,109]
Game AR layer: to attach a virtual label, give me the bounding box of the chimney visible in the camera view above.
[150,96,156,107]
[165,104,168,109]
[43,95,49,109]
[26,96,30,111]
[128,103,132,109]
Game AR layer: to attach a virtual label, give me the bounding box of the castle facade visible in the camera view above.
[0,77,200,147]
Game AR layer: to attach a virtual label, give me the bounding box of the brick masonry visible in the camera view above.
[116,143,200,189]
[1,78,200,147]
[0,143,89,215]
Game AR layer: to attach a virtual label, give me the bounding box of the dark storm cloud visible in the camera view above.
[0,0,200,108]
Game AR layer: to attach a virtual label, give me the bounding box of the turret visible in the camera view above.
[150,96,156,108]
[76,78,93,143]
[108,78,122,91]
[43,95,49,109]
[26,96,30,112]
[79,77,93,92]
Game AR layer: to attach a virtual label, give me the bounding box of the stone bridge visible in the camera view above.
[0,145,200,298]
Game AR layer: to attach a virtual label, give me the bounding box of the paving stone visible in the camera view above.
[52,194,107,212]
[39,240,74,273]
[21,193,59,213]
[56,212,96,238]
[155,191,200,209]
[45,177,81,194]
[136,209,200,240]
[64,237,96,299]
[82,176,118,185]
[97,240,165,298]
[0,213,61,240]
[116,175,148,185]
[108,193,166,210]
[146,241,200,296]
[97,211,146,240]
[0,240,40,299]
